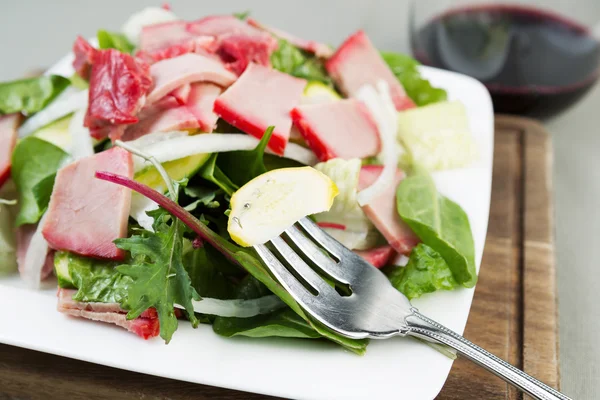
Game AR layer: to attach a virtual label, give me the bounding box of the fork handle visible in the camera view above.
[405,310,570,400]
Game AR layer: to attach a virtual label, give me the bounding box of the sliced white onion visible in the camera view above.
[19,88,88,137]
[135,133,318,172]
[69,108,94,160]
[20,213,50,289]
[129,193,159,232]
[356,81,399,206]
[186,295,285,318]
[128,130,189,149]
[122,7,178,45]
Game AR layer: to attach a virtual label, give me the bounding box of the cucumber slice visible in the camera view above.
[0,202,17,275]
[302,81,341,104]
[134,153,211,189]
[33,115,73,151]
[54,251,75,288]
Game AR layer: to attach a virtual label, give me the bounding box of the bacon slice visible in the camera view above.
[290,99,380,161]
[357,165,419,255]
[42,147,133,260]
[214,63,306,155]
[0,113,20,189]
[326,31,415,111]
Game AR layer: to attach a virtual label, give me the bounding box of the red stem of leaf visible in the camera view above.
[95,171,237,263]
[316,222,346,231]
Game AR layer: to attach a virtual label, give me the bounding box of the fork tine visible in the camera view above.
[254,244,316,302]
[285,225,351,285]
[297,217,346,257]
[270,236,336,295]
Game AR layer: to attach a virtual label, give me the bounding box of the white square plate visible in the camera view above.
[0,64,494,400]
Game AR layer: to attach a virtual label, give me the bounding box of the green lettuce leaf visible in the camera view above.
[386,244,457,299]
[271,39,331,84]
[11,137,69,226]
[97,30,135,54]
[396,169,476,287]
[217,126,272,186]
[0,75,70,115]
[115,211,200,343]
[381,52,447,107]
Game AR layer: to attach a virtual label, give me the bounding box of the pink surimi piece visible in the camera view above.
[42,147,133,260]
[358,165,420,255]
[214,63,306,155]
[290,99,380,161]
[326,31,416,111]
[186,82,222,132]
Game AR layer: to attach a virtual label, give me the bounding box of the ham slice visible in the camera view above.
[0,113,20,189]
[247,18,333,58]
[57,288,159,340]
[326,31,415,111]
[290,99,380,161]
[358,165,419,255]
[138,36,216,64]
[16,224,54,281]
[214,63,306,155]
[186,82,222,132]
[42,147,133,260]
[139,21,196,52]
[355,245,394,268]
[147,53,236,104]
[167,83,191,105]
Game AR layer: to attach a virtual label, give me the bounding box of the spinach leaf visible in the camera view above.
[11,137,69,226]
[115,210,200,343]
[263,153,304,170]
[0,75,70,115]
[381,51,447,107]
[184,243,237,299]
[55,251,132,303]
[271,39,331,84]
[97,30,135,54]
[396,170,476,287]
[385,244,457,299]
[217,126,272,186]
[199,154,239,196]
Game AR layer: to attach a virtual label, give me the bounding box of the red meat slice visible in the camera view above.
[290,99,380,161]
[0,113,20,189]
[357,165,419,255]
[214,63,306,155]
[84,49,152,138]
[146,53,236,104]
[72,36,98,80]
[354,246,395,268]
[326,31,416,111]
[137,36,216,64]
[42,147,133,260]
[186,82,222,132]
[57,288,159,340]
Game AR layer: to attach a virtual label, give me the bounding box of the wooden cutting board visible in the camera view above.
[0,116,559,400]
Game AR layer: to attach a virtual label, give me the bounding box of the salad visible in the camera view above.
[0,6,479,354]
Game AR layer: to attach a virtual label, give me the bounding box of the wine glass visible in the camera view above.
[410,0,600,119]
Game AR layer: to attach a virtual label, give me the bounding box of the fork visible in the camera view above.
[254,218,570,400]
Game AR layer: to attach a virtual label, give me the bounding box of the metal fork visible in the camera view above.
[254,218,570,400]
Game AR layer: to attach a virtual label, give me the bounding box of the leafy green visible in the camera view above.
[184,244,237,299]
[271,39,331,84]
[0,201,17,275]
[11,137,69,226]
[183,186,221,211]
[233,10,250,20]
[386,244,457,299]
[70,73,89,90]
[217,126,272,186]
[381,51,447,107]
[55,251,132,303]
[115,210,200,343]
[396,170,476,287]
[263,153,304,170]
[0,75,70,115]
[97,30,135,54]
[199,154,239,196]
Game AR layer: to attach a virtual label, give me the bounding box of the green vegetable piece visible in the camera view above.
[199,154,239,196]
[183,186,221,211]
[0,75,70,115]
[233,10,250,20]
[381,51,447,107]
[115,212,200,343]
[32,114,73,151]
[271,39,331,84]
[386,244,457,299]
[97,30,135,54]
[184,243,236,299]
[11,137,69,226]
[70,73,89,90]
[0,202,17,275]
[396,170,477,287]
[217,126,272,186]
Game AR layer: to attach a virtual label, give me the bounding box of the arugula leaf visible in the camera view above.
[385,244,457,299]
[11,137,69,226]
[199,154,239,196]
[115,211,200,343]
[396,170,476,287]
[233,10,250,20]
[271,39,331,84]
[0,75,70,115]
[381,51,447,107]
[217,127,272,186]
[97,30,135,54]
[183,186,221,211]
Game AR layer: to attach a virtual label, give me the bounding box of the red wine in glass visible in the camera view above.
[411,4,600,118]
